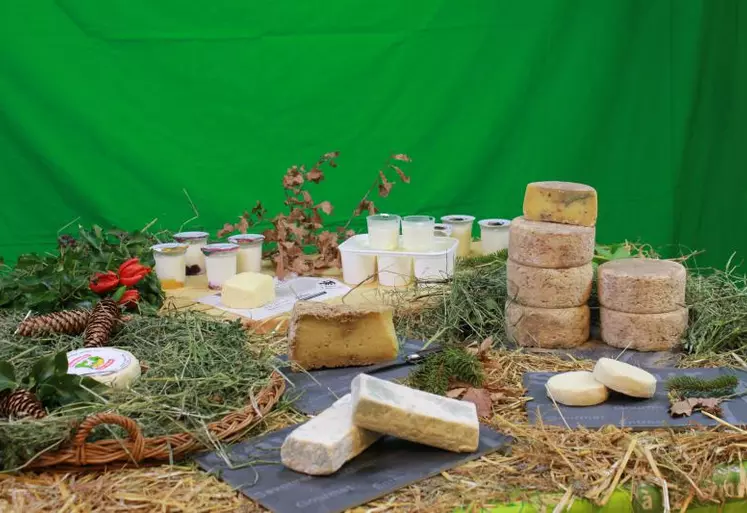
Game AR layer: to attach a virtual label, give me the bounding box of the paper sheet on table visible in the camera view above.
[196,276,351,320]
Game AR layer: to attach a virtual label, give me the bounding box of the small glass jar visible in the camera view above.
[478,219,511,255]
[402,215,435,251]
[228,234,265,273]
[441,215,475,257]
[202,243,239,290]
[367,214,401,250]
[433,223,453,237]
[151,243,188,289]
[173,231,209,275]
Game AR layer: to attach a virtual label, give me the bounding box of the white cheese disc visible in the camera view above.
[67,348,141,390]
[592,357,657,398]
[545,371,608,406]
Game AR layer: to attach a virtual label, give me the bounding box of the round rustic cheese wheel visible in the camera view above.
[597,258,686,314]
[508,217,595,268]
[545,371,609,406]
[66,348,141,389]
[593,357,657,398]
[523,181,598,227]
[600,306,688,352]
[507,259,593,308]
[505,302,589,349]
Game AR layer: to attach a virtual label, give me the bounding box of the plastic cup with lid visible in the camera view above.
[402,215,436,251]
[228,234,265,273]
[173,231,209,275]
[367,214,401,250]
[478,219,511,255]
[151,242,188,289]
[440,215,475,257]
[201,243,239,290]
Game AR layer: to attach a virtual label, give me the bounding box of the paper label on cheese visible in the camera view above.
[67,348,133,377]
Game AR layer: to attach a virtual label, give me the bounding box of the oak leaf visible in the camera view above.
[217,223,235,238]
[446,388,466,399]
[392,153,412,162]
[461,388,492,418]
[391,165,411,184]
[317,201,333,215]
[301,190,314,206]
[236,216,250,234]
[306,167,325,183]
[378,171,393,198]
[669,400,693,417]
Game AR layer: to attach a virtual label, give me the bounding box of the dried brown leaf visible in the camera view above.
[217,223,235,238]
[301,190,314,206]
[446,388,467,399]
[378,171,393,198]
[391,165,411,184]
[392,153,412,162]
[461,388,492,418]
[477,337,494,360]
[236,216,249,234]
[306,167,324,183]
[282,167,304,190]
[317,201,333,215]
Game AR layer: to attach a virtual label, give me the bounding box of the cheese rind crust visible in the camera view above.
[507,259,593,308]
[600,307,688,352]
[523,181,598,227]
[592,357,657,398]
[508,217,595,268]
[351,374,480,453]
[505,302,589,348]
[545,371,609,406]
[598,259,687,314]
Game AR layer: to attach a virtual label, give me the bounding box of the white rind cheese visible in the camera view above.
[506,259,593,308]
[592,358,657,398]
[66,348,141,389]
[351,374,480,453]
[505,302,589,348]
[545,371,609,406]
[221,272,275,309]
[508,217,595,268]
[280,394,382,475]
[597,258,687,314]
[600,306,688,352]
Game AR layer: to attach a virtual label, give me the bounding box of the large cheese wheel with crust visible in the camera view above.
[523,181,598,227]
[508,217,595,268]
[507,259,593,308]
[505,302,589,348]
[597,258,686,314]
[600,306,688,352]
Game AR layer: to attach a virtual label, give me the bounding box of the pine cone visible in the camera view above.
[0,389,46,420]
[84,299,121,348]
[16,310,91,337]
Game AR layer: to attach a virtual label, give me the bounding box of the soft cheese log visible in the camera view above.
[523,181,598,227]
[545,371,609,406]
[598,259,687,314]
[351,373,480,453]
[507,259,593,308]
[281,394,382,475]
[288,302,399,370]
[508,217,595,268]
[593,357,657,398]
[600,307,688,351]
[221,272,275,309]
[505,302,589,348]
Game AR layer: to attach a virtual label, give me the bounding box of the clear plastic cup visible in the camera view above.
[173,231,209,275]
[441,215,475,257]
[201,243,239,290]
[402,215,435,251]
[228,234,264,273]
[367,214,401,250]
[151,243,188,289]
[478,219,511,255]
[433,223,453,237]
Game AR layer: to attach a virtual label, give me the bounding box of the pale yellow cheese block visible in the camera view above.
[593,357,657,398]
[600,306,688,351]
[506,259,593,308]
[508,217,595,268]
[523,181,598,227]
[545,371,609,406]
[221,272,275,309]
[505,302,589,348]
[598,258,687,314]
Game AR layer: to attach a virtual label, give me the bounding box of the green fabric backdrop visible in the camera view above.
[0,1,744,267]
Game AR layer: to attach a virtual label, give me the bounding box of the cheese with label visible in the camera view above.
[593,357,657,398]
[288,302,399,370]
[546,371,609,406]
[281,394,381,475]
[507,259,593,308]
[505,302,589,348]
[598,259,687,314]
[221,272,275,309]
[351,373,479,453]
[67,348,141,389]
[523,181,598,227]
[508,217,595,268]
[600,306,688,352]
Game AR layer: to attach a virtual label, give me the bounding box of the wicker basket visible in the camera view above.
[24,371,286,470]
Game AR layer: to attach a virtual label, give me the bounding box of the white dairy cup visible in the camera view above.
[433,223,453,237]
[367,214,401,250]
[478,219,511,255]
[340,250,376,286]
[402,215,435,251]
[201,243,239,290]
[377,255,412,287]
[228,234,264,273]
[173,231,209,275]
[440,215,475,257]
[151,243,188,290]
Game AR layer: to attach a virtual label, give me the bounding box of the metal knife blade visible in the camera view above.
[363,346,443,375]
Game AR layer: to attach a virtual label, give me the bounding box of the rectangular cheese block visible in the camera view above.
[351,373,480,453]
[288,302,399,370]
[221,272,275,309]
[523,181,598,227]
[280,394,382,475]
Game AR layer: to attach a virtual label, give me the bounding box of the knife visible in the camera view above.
[362,346,443,376]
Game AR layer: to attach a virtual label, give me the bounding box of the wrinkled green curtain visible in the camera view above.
[0,1,744,267]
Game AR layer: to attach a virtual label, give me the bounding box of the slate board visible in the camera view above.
[278,340,435,415]
[195,424,510,513]
[525,367,747,429]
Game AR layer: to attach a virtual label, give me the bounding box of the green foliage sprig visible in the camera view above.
[666,375,739,399]
[408,347,485,395]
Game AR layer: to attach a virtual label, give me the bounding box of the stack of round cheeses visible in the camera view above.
[598,258,688,351]
[505,182,597,348]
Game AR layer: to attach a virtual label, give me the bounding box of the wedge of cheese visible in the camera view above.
[508,217,595,268]
[507,259,593,308]
[351,373,480,453]
[598,258,687,314]
[221,272,275,309]
[600,307,688,352]
[523,181,598,227]
[288,302,399,370]
[505,302,589,348]
[546,371,609,406]
[593,358,657,398]
[280,394,382,475]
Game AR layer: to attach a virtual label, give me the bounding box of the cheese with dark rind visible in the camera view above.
[523,181,598,227]
[598,259,687,314]
[507,259,593,308]
[351,373,479,453]
[508,217,595,268]
[280,394,381,475]
[505,302,589,348]
[600,307,688,351]
[546,371,609,406]
[592,358,657,398]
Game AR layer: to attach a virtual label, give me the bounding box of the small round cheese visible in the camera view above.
[508,217,595,268]
[598,258,686,314]
[600,307,688,352]
[545,371,609,406]
[592,358,657,399]
[505,302,589,349]
[506,259,593,308]
[67,348,141,389]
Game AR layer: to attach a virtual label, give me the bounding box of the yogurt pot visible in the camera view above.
[228,234,264,273]
[478,218,511,255]
[377,255,412,287]
[402,215,435,251]
[367,214,401,250]
[201,243,239,290]
[173,231,209,275]
[340,251,376,286]
[441,215,475,257]
[433,223,453,237]
[151,242,188,289]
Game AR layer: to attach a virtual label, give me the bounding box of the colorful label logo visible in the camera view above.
[67,349,131,376]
